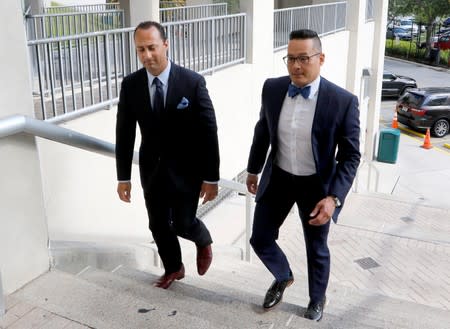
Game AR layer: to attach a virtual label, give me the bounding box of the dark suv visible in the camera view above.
[396,87,450,137]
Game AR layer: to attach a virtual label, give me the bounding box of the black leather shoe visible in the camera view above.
[263,275,294,310]
[304,297,326,321]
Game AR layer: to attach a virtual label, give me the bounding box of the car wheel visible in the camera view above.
[431,119,450,137]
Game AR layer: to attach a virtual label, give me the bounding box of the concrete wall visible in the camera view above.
[0,0,49,294]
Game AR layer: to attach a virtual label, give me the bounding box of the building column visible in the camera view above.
[366,0,389,160]
[240,0,273,67]
[0,1,49,293]
[121,0,159,28]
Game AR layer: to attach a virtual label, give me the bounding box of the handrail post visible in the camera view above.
[0,270,5,317]
[245,193,253,262]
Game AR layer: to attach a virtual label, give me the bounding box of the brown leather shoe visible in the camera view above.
[196,244,212,275]
[154,264,185,289]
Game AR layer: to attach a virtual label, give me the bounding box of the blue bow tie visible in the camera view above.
[288,84,311,99]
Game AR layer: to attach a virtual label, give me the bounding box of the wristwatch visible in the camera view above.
[330,195,342,208]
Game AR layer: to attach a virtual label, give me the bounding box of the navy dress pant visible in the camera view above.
[250,165,331,303]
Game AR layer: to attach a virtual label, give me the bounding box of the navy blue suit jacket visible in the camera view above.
[247,76,360,222]
[116,62,220,194]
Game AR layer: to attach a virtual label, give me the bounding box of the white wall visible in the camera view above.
[0,0,49,294]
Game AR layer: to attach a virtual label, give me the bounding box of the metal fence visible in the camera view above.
[26,10,125,40]
[43,3,121,14]
[274,2,347,51]
[160,3,228,23]
[28,14,246,121]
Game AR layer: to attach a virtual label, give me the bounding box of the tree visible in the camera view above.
[388,0,450,52]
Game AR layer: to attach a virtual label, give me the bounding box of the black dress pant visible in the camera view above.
[250,165,330,303]
[142,168,212,274]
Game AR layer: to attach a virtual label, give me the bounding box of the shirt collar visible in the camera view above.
[146,60,171,86]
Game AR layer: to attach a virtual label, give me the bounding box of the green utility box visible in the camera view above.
[377,128,400,164]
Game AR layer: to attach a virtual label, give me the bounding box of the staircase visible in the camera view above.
[3,192,450,328]
[3,252,450,329]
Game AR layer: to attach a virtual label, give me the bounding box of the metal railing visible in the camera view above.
[0,114,254,262]
[27,28,135,120]
[43,3,121,14]
[165,14,246,74]
[26,10,125,40]
[28,14,246,121]
[274,2,347,51]
[160,3,228,23]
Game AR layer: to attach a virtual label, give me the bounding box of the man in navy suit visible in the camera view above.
[246,29,360,321]
[115,21,220,289]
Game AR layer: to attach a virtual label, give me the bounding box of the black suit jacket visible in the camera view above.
[247,76,361,221]
[116,62,220,194]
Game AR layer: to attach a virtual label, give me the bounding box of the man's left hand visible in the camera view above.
[308,196,335,226]
[200,182,218,204]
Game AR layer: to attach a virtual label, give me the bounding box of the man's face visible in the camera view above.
[134,26,169,76]
[286,38,324,87]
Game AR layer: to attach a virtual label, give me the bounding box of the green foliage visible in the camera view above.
[213,0,240,14]
[385,39,450,66]
[388,0,450,25]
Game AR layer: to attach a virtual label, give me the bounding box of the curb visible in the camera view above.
[385,56,450,73]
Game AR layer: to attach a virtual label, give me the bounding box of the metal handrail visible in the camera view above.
[0,115,253,261]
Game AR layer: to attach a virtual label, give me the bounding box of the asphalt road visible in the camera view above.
[381,57,450,150]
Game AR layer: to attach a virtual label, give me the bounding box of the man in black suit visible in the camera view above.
[246,29,360,321]
[115,21,220,289]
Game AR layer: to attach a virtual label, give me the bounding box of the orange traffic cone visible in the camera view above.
[421,128,433,149]
[391,111,399,129]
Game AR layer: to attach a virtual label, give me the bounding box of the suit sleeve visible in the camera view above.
[195,76,220,182]
[247,81,271,175]
[115,77,137,181]
[329,95,361,202]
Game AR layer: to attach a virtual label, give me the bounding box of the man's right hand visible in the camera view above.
[117,182,131,202]
[246,174,258,195]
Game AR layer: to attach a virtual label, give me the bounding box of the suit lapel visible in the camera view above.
[166,62,179,111]
[271,77,290,132]
[311,77,332,162]
[138,68,151,111]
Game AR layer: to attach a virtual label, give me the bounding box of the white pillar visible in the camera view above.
[0,0,49,294]
[240,0,273,68]
[121,0,159,28]
[345,0,365,95]
[366,0,389,160]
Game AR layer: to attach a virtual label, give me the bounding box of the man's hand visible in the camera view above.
[308,196,335,226]
[246,174,258,195]
[117,182,131,203]
[200,182,218,204]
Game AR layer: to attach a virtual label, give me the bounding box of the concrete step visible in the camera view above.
[11,270,230,329]
[193,256,450,329]
[110,264,379,329]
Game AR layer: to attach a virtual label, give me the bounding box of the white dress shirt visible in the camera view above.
[275,76,321,176]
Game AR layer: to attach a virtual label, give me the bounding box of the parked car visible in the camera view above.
[396,87,450,137]
[443,17,450,27]
[386,27,412,40]
[398,19,419,35]
[437,32,450,50]
[382,71,417,97]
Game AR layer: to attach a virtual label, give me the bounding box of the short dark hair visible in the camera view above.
[289,29,322,52]
[134,21,167,41]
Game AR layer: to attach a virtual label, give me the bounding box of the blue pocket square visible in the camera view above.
[177,97,190,109]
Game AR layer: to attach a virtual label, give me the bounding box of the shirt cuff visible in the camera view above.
[203,180,219,184]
